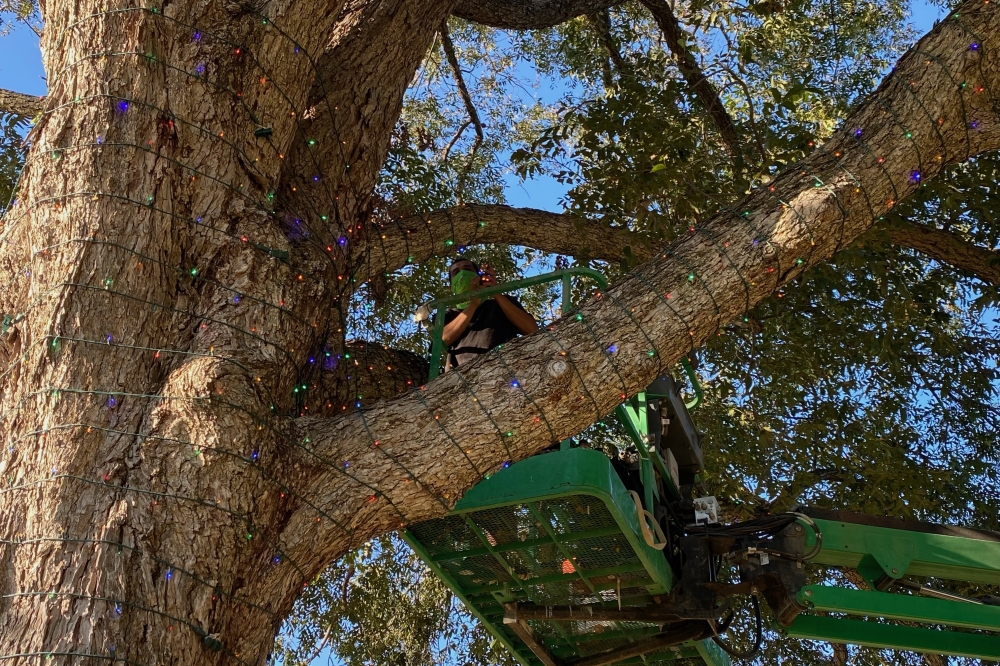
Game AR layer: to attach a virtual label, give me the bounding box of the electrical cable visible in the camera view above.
[699,513,799,538]
[790,512,824,560]
[711,594,763,659]
[696,512,823,561]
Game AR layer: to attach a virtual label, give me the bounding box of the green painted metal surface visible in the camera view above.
[449,448,674,595]
[807,518,1000,585]
[786,616,1000,660]
[403,448,724,666]
[615,395,681,502]
[797,585,1000,631]
[678,358,703,410]
[789,515,1000,657]
[423,267,608,380]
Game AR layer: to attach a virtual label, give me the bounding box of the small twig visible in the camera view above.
[341,563,356,608]
[20,15,42,38]
[440,21,483,203]
[300,623,335,663]
[717,65,767,165]
[442,119,472,162]
[301,568,351,666]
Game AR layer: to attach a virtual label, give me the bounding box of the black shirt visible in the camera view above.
[443,297,529,369]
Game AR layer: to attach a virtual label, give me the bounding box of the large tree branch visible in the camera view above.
[364,203,652,277]
[310,341,429,414]
[883,219,1000,285]
[0,88,44,118]
[453,0,621,29]
[292,0,1000,547]
[640,0,742,163]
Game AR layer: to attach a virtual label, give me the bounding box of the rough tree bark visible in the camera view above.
[365,203,651,276]
[0,0,998,664]
[883,218,1000,285]
[376,204,1000,284]
[0,89,44,119]
[452,0,619,29]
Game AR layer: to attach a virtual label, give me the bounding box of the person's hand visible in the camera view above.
[466,273,484,308]
[479,263,498,287]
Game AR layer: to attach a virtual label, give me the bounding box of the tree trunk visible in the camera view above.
[0,0,452,662]
[1,0,999,663]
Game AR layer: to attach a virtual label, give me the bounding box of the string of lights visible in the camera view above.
[0,1,993,661]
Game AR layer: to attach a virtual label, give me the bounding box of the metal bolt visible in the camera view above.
[892,568,899,574]
[804,589,813,596]
[794,525,802,532]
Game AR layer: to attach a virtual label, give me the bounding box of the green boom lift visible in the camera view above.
[406,269,1000,666]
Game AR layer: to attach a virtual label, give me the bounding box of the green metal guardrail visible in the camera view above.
[417,267,707,412]
[402,447,730,666]
[678,357,703,410]
[417,267,608,380]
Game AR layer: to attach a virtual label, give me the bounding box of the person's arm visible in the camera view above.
[442,271,487,346]
[494,294,538,335]
[441,296,481,346]
[477,264,538,335]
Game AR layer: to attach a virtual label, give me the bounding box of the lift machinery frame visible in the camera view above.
[406,269,1000,666]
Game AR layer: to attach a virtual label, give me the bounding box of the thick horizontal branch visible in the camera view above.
[885,219,1000,285]
[290,0,1000,557]
[453,0,622,29]
[0,88,44,118]
[365,204,652,276]
[640,0,742,162]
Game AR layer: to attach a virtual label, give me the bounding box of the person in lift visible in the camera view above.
[441,259,538,370]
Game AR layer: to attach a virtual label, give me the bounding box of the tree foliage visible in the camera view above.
[0,113,24,214]
[274,535,515,666]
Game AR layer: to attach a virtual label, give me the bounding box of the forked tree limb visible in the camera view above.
[453,0,622,29]
[882,219,1000,285]
[2,0,995,658]
[0,88,44,118]
[298,1,1000,541]
[640,0,743,164]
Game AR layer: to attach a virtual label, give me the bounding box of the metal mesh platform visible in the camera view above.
[403,448,729,666]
